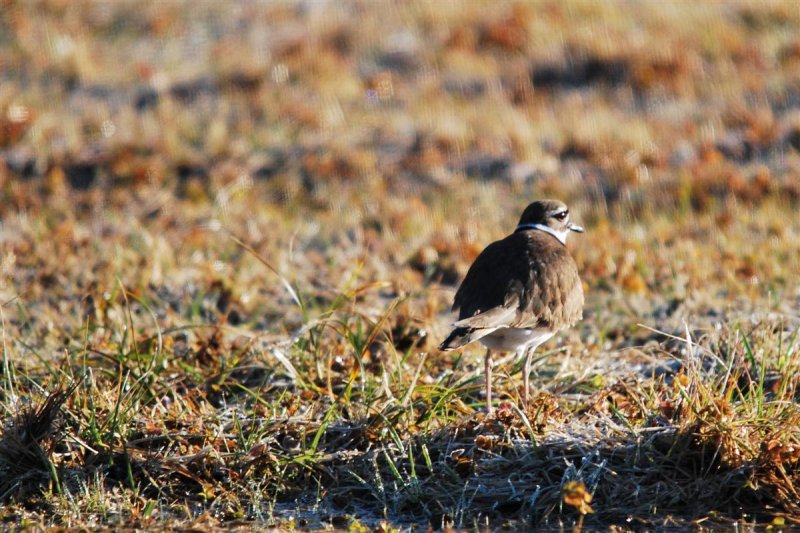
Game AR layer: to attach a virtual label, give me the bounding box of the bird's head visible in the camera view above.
[516,199,584,244]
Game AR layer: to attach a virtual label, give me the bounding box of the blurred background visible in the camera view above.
[2,0,800,365]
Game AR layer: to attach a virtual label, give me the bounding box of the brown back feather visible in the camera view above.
[452,230,583,331]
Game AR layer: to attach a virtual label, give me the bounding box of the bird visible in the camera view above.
[439,199,584,414]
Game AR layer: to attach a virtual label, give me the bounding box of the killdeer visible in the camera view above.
[439,199,584,414]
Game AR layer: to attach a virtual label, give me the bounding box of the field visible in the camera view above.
[2,0,800,529]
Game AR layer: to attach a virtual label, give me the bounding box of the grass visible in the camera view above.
[2,0,800,529]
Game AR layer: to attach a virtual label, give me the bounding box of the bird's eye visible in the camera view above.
[553,211,568,220]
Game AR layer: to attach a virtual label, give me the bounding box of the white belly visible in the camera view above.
[479,328,554,352]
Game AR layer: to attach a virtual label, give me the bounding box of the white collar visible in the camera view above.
[515,223,568,244]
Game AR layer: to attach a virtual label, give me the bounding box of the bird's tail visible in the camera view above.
[438,327,477,351]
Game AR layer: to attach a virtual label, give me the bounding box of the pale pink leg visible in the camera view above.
[523,347,534,406]
[485,349,493,415]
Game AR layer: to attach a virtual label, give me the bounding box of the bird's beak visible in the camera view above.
[568,222,584,233]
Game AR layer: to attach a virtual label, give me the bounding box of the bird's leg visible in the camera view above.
[484,349,493,415]
[523,346,534,406]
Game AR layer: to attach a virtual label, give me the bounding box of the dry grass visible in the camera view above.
[2,0,800,529]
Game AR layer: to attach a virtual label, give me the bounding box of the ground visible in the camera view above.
[2,0,800,530]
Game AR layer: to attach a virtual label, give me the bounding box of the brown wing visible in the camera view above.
[452,231,583,330]
[452,234,528,323]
